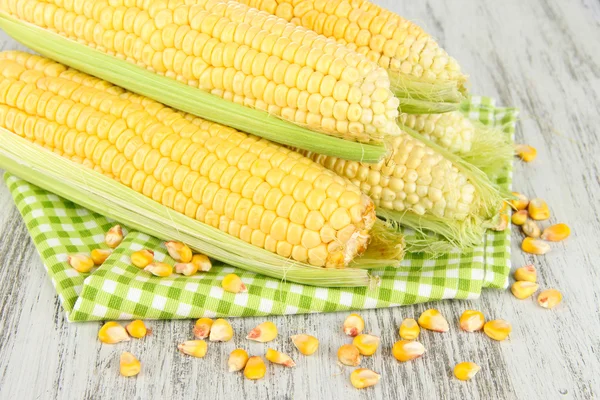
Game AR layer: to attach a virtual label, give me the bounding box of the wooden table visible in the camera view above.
[1,0,599,399]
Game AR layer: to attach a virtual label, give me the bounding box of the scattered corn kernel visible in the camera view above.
[459,310,485,332]
[337,344,361,366]
[209,319,234,342]
[538,289,563,309]
[352,334,380,356]
[247,321,278,343]
[266,348,296,367]
[514,264,537,282]
[126,320,149,338]
[130,249,154,268]
[522,219,541,238]
[244,356,266,380]
[493,213,509,231]
[511,281,539,299]
[528,198,550,220]
[511,210,528,226]
[343,313,365,337]
[192,254,212,272]
[91,249,112,265]
[144,262,173,277]
[98,321,130,344]
[483,320,512,341]
[418,309,450,332]
[515,144,537,162]
[350,368,381,389]
[291,334,319,355]
[120,352,141,377]
[454,362,481,381]
[178,340,208,358]
[541,223,571,242]
[68,253,95,273]
[392,340,426,362]
[175,262,198,276]
[228,349,249,372]
[510,192,529,211]
[105,225,124,248]
[522,237,551,255]
[193,318,214,339]
[221,273,247,294]
[399,318,420,340]
[165,241,193,263]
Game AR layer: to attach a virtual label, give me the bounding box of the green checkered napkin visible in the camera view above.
[4,96,516,322]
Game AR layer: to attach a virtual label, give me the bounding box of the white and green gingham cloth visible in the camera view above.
[4,97,516,322]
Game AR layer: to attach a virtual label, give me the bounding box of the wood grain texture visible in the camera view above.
[0,0,599,399]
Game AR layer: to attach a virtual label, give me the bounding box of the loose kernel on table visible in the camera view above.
[515,144,537,162]
[247,321,278,342]
[165,241,193,263]
[522,219,541,238]
[337,344,361,366]
[144,262,173,277]
[454,362,481,381]
[343,313,365,337]
[126,320,149,339]
[228,349,249,372]
[175,262,198,276]
[193,318,214,339]
[222,273,247,294]
[528,198,550,220]
[493,213,509,231]
[511,210,528,226]
[522,237,551,255]
[418,309,450,332]
[98,321,130,344]
[350,369,381,389]
[244,356,267,380]
[68,254,95,273]
[483,320,512,341]
[510,192,529,210]
[541,223,571,242]
[459,310,485,332]
[91,249,112,265]
[105,225,124,248]
[178,340,208,358]
[266,348,296,367]
[511,281,539,300]
[192,254,212,272]
[514,264,537,282]
[392,340,425,362]
[399,318,420,340]
[120,352,141,377]
[353,334,380,356]
[209,319,234,342]
[291,334,319,355]
[538,289,563,309]
[130,249,154,268]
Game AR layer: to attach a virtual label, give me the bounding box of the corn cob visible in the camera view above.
[0,51,403,278]
[0,0,402,161]
[236,0,467,113]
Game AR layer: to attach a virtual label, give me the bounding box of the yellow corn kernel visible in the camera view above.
[105,225,124,248]
[492,213,509,232]
[522,237,551,255]
[91,248,112,265]
[528,198,550,220]
[265,348,296,367]
[98,321,130,344]
[126,320,149,339]
[514,264,537,282]
[515,144,537,162]
[192,254,212,272]
[130,249,154,268]
[537,289,563,309]
[193,317,214,339]
[337,344,361,366]
[522,219,541,238]
[165,241,193,263]
[541,223,571,242]
[68,253,95,273]
[392,340,425,362]
[418,309,449,332]
[144,262,173,277]
[247,321,278,343]
[221,273,247,294]
[120,352,141,377]
[511,210,528,226]
[454,362,481,381]
[511,281,539,300]
[209,318,234,342]
[291,334,319,355]
[399,318,420,340]
[352,334,380,356]
[244,356,267,380]
[175,262,198,276]
[510,192,529,211]
[483,320,512,341]
[350,368,381,389]
[178,340,208,358]
[343,313,365,337]
[228,349,250,372]
[459,310,485,332]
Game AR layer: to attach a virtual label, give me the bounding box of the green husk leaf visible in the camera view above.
[0,129,388,287]
[389,72,466,114]
[0,12,387,163]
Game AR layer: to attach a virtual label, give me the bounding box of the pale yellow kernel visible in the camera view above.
[126,320,150,339]
[459,310,485,332]
[399,318,420,340]
[418,309,449,332]
[130,249,154,268]
[337,344,361,366]
[521,237,550,255]
[343,313,364,337]
[541,223,571,242]
[144,262,173,277]
[537,289,563,309]
[98,321,130,344]
[352,334,380,356]
[514,264,537,282]
[247,321,278,343]
[244,356,267,380]
[222,273,247,293]
[178,340,208,358]
[291,334,319,355]
[350,368,380,389]
[511,281,539,300]
[228,348,249,372]
[165,240,193,262]
[266,348,296,367]
[209,318,233,342]
[454,362,481,381]
[120,352,141,377]
[528,198,550,220]
[68,253,95,273]
[91,248,112,265]
[105,224,124,248]
[193,317,214,339]
[392,340,425,362]
[483,320,511,341]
